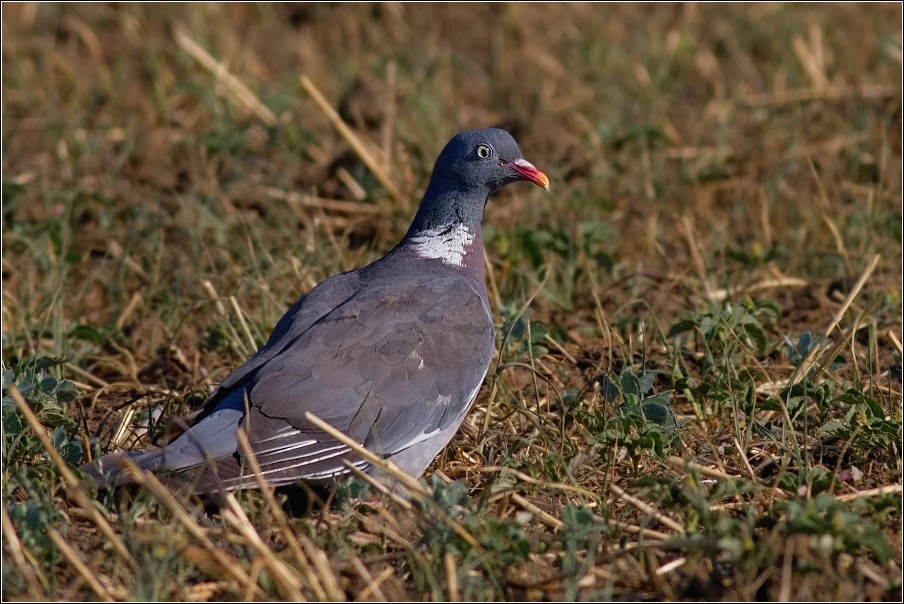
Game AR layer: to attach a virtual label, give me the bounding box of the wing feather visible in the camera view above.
[185,268,494,490]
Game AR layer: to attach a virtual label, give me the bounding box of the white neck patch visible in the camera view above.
[407,223,474,267]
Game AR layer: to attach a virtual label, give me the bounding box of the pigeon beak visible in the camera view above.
[507,159,550,190]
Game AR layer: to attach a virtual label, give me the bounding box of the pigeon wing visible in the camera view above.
[201,273,495,490]
[193,269,364,418]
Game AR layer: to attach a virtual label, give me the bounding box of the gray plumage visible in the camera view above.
[81,128,548,494]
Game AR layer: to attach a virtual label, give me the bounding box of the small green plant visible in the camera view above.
[583,370,678,465]
[3,358,84,572]
[783,331,846,370]
[497,304,553,362]
[412,476,531,600]
[2,357,83,470]
[778,493,891,564]
[559,504,605,600]
[668,298,780,375]
[817,389,902,461]
[486,220,615,310]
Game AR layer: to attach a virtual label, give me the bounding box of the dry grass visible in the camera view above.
[2,3,902,601]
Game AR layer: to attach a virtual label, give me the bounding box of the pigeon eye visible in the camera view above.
[475,144,492,159]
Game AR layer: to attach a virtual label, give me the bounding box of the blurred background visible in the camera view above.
[3,4,900,359]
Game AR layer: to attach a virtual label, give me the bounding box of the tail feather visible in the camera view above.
[79,450,165,488]
[79,449,250,496]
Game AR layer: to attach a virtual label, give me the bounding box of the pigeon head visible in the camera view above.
[427,128,549,197]
[404,129,548,260]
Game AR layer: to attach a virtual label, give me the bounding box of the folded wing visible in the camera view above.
[172,272,495,492]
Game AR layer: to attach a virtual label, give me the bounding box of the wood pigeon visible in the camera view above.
[81,128,549,494]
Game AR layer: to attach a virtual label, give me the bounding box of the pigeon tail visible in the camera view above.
[81,449,166,488]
